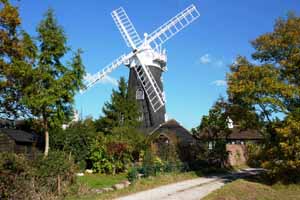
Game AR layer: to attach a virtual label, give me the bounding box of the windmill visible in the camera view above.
[83,4,200,131]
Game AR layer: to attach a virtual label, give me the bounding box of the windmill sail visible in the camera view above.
[111,7,142,49]
[147,4,200,49]
[134,55,165,112]
[82,53,133,91]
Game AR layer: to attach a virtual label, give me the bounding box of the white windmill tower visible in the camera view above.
[83,4,200,132]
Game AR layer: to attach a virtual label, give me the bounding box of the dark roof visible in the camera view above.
[153,119,195,144]
[198,127,264,140]
[0,128,37,143]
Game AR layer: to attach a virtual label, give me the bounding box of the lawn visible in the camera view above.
[67,171,200,200]
[76,173,127,189]
[203,179,300,200]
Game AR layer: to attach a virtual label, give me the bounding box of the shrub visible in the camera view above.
[246,143,263,167]
[32,150,77,194]
[127,167,139,183]
[89,130,145,174]
[0,153,33,200]
[138,148,188,178]
[50,119,97,169]
[0,151,77,200]
[89,134,115,174]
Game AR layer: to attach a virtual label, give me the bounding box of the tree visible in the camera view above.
[23,9,85,156]
[192,97,259,135]
[0,0,36,119]
[228,14,300,126]
[95,77,140,134]
[227,14,300,182]
[192,98,230,167]
[192,97,260,167]
[50,118,97,169]
[228,57,289,130]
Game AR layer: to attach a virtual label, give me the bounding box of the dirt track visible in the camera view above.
[115,168,263,200]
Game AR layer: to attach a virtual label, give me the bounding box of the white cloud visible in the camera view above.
[211,80,227,87]
[84,73,118,86]
[215,60,224,67]
[199,54,211,64]
[198,54,225,67]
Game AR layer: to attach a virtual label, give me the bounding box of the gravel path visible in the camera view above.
[115,168,263,200]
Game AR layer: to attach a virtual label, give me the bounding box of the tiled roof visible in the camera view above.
[197,127,264,140]
[0,128,36,143]
[154,119,195,144]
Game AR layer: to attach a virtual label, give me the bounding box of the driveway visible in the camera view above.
[115,168,263,200]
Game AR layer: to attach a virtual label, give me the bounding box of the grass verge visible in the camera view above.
[76,173,127,189]
[203,178,300,200]
[67,171,200,200]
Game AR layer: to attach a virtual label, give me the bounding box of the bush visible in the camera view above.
[89,129,146,174]
[138,149,188,178]
[0,153,33,200]
[127,167,139,183]
[261,116,300,183]
[50,119,97,169]
[246,143,263,167]
[0,151,77,200]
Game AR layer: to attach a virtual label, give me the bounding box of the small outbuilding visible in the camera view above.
[150,119,198,163]
[0,128,40,156]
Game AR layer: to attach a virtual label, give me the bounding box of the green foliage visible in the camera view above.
[50,118,97,169]
[33,150,77,178]
[0,152,31,175]
[192,97,260,136]
[228,57,288,125]
[262,114,300,183]
[89,134,117,174]
[0,151,77,199]
[246,143,264,167]
[227,14,300,125]
[192,98,230,168]
[207,140,229,168]
[137,148,187,178]
[89,77,145,174]
[1,2,85,155]
[22,9,85,156]
[0,1,35,119]
[0,153,32,200]
[227,14,300,182]
[127,167,139,183]
[95,77,140,134]
[89,128,145,174]
[156,140,179,164]
[199,97,229,134]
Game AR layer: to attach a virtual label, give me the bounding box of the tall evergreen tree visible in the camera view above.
[95,77,140,134]
[23,9,85,156]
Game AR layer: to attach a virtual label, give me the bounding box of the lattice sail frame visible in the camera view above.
[111,7,142,49]
[82,4,200,113]
[146,4,200,50]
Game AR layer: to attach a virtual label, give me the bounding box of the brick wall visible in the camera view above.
[226,144,248,166]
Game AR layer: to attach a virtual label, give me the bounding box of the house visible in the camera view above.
[150,119,198,163]
[196,121,264,166]
[197,127,264,145]
[0,128,41,157]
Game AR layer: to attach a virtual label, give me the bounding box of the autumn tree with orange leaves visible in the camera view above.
[227,13,300,182]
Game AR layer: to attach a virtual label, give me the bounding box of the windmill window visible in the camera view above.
[138,113,144,121]
[136,88,144,100]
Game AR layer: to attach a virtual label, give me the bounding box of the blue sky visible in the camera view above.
[16,0,299,129]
